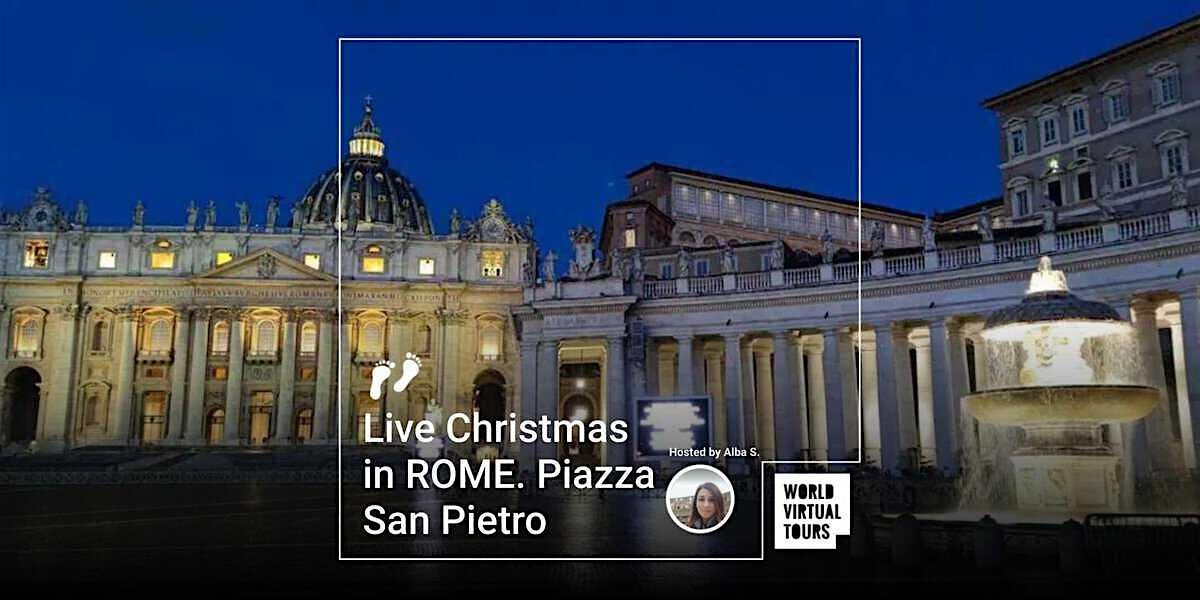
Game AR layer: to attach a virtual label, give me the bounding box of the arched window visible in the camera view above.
[211,321,230,355]
[678,231,696,246]
[148,319,172,352]
[703,235,719,247]
[360,321,383,355]
[15,317,41,357]
[91,320,108,352]
[254,320,277,354]
[479,326,502,361]
[300,321,318,355]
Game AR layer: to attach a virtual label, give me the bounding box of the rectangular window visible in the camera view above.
[299,366,316,381]
[418,257,435,275]
[1040,116,1058,146]
[98,251,117,269]
[1105,93,1128,122]
[24,240,50,268]
[1164,144,1184,177]
[361,256,385,273]
[211,366,228,381]
[1046,180,1062,206]
[760,254,772,271]
[1014,189,1030,216]
[150,252,175,269]
[1070,105,1088,135]
[1076,171,1093,202]
[623,228,637,248]
[1008,128,1026,157]
[695,260,709,277]
[304,253,321,270]
[1115,160,1135,190]
[480,250,504,278]
[1154,73,1181,107]
[214,251,234,266]
[660,263,673,279]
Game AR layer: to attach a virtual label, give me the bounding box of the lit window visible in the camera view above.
[211,321,230,355]
[24,240,49,269]
[151,242,175,270]
[254,320,277,354]
[211,366,228,380]
[624,228,637,248]
[480,250,504,278]
[418,257,435,276]
[148,319,172,352]
[479,327,501,360]
[304,253,321,270]
[15,317,40,357]
[215,251,234,266]
[359,321,383,355]
[300,321,318,354]
[98,251,117,269]
[362,245,385,274]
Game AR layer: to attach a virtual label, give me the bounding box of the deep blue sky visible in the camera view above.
[2,1,1196,259]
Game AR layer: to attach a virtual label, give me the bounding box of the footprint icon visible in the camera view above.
[369,360,394,400]
[393,352,422,393]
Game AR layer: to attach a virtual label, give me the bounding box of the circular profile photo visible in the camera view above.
[665,464,735,534]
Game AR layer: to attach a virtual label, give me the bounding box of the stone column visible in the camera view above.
[1109,298,1145,500]
[722,334,746,467]
[43,304,82,449]
[1132,299,1175,472]
[893,327,918,467]
[606,335,627,466]
[858,333,881,467]
[771,332,797,462]
[439,310,465,418]
[519,340,538,466]
[185,309,210,442]
[275,311,297,444]
[754,345,776,460]
[822,328,846,461]
[873,323,900,472]
[536,340,558,460]
[1169,316,1196,471]
[793,340,810,456]
[222,313,245,443]
[167,309,191,442]
[645,338,659,396]
[705,350,727,448]
[928,319,958,472]
[0,304,11,359]
[675,335,695,395]
[313,315,334,441]
[658,346,676,396]
[808,340,829,461]
[838,331,858,460]
[385,313,406,422]
[740,343,757,449]
[339,313,354,441]
[1178,289,1200,472]
[946,320,970,454]
[111,307,139,443]
[913,332,937,465]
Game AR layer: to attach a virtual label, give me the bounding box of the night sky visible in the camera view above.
[1,1,1195,259]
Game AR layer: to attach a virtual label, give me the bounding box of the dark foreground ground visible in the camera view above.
[2,481,1197,596]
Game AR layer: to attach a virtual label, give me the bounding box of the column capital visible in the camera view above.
[722,332,743,343]
[674,333,694,343]
[1130,296,1161,316]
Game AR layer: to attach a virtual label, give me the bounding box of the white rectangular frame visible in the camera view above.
[337,35,864,562]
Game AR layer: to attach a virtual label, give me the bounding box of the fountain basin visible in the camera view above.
[964,385,1158,426]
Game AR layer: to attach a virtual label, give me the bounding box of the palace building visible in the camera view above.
[2,17,1199,500]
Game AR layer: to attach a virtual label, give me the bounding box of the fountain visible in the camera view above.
[962,256,1159,513]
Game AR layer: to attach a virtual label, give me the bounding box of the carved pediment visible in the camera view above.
[192,248,335,282]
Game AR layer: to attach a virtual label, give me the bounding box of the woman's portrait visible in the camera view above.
[665,464,735,534]
[687,482,727,530]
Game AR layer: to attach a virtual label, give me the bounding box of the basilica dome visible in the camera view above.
[298,98,434,234]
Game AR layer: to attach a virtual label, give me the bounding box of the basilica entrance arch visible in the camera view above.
[473,370,506,458]
[4,367,42,444]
